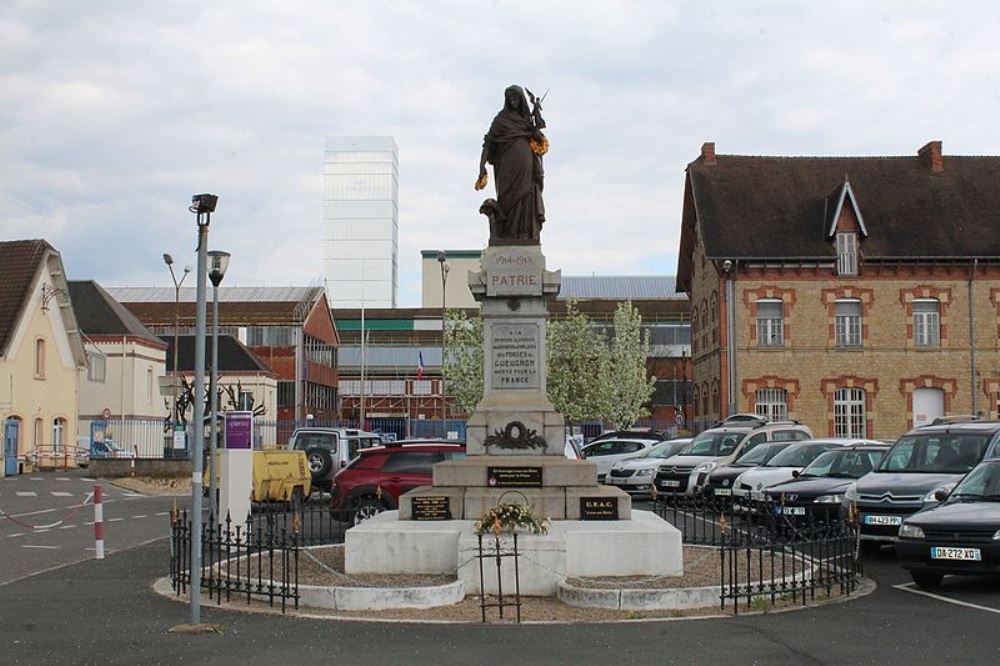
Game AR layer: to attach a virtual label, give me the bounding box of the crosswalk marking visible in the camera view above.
[132,515,148,519]
[50,491,74,497]
[16,491,37,497]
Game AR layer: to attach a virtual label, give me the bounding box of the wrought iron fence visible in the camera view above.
[249,501,353,546]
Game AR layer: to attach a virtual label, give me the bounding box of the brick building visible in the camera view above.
[677,141,1000,439]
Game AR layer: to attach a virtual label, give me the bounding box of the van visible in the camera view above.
[286,428,382,492]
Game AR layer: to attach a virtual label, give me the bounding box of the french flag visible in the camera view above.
[417,351,425,380]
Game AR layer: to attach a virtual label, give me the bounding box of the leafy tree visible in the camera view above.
[443,309,484,415]
[547,301,612,425]
[607,300,656,429]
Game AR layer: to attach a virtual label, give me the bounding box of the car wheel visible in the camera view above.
[352,496,384,526]
[305,447,333,479]
[911,572,944,589]
[859,541,882,556]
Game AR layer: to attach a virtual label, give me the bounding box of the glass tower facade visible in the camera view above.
[323,136,399,308]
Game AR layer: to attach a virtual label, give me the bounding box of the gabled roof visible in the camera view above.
[825,179,867,238]
[108,286,326,328]
[165,335,275,375]
[683,151,1000,263]
[68,281,165,347]
[0,239,49,355]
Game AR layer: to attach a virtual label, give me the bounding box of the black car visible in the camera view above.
[702,441,797,501]
[896,459,1000,588]
[847,421,1000,554]
[764,445,889,521]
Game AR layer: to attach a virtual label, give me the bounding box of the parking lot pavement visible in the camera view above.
[0,471,182,586]
[1,535,999,664]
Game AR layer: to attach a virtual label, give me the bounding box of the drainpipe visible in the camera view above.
[969,259,978,416]
[723,260,737,416]
[120,335,127,432]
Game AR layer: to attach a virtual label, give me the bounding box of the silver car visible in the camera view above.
[604,438,692,497]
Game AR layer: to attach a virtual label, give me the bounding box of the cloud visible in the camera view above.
[1,1,999,303]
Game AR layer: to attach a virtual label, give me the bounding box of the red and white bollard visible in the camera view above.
[93,484,104,560]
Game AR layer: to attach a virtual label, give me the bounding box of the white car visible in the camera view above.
[733,439,882,500]
[581,438,660,481]
[604,438,692,497]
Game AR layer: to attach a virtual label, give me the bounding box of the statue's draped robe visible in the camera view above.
[483,98,545,242]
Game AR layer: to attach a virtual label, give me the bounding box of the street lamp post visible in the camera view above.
[187,192,217,627]
[206,250,230,525]
[436,251,450,438]
[163,254,191,452]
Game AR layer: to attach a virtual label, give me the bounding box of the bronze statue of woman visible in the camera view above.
[476,85,547,244]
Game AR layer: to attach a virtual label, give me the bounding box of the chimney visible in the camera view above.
[701,142,716,165]
[918,140,944,173]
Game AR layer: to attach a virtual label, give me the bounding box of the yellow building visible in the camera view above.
[677,142,1000,440]
[0,240,86,475]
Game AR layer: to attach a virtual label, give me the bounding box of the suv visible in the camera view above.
[654,421,813,496]
[287,428,382,492]
[330,440,466,524]
[846,420,1000,553]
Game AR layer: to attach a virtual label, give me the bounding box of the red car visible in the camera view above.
[331,440,466,524]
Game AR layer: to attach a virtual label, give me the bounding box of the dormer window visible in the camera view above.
[836,232,857,276]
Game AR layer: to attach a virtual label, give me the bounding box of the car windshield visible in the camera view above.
[800,449,885,478]
[638,441,685,459]
[684,432,745,457]
[734,442,787,466]
[948,462,1000,500]
[765,443,833,468]
[878,433,990,474]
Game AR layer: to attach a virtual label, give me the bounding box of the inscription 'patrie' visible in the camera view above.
[492,324,539,389]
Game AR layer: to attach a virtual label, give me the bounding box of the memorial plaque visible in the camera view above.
[491,324,540,390]
[580,497,619,520]
[484,248,543,297]
[411,496,451,521]
[487,466,543,488]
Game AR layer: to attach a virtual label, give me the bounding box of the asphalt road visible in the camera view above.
[0,470,180,585]
[1,516,999,664]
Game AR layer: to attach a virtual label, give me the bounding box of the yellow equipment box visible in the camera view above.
[206,450,311,503]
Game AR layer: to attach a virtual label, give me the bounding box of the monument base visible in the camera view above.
[345,510,682,596]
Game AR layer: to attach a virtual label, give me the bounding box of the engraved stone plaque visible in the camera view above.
[411,496,451,521]
[491,323,540,390]
[483,247,544,297]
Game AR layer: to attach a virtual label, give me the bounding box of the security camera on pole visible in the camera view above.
[187,192,217,627]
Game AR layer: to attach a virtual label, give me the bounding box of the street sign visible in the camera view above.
[674,412,685,426]
[224,411,253,449]
[101,407,112,420]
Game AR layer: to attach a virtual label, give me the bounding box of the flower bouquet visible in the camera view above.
[474,502,549,536]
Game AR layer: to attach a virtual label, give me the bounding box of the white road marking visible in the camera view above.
[29,477,43,481]
[132,515,148,519]
[50,491,73,497]
[108,518,124,522]
[22,545,59,550]
[57,477,70,481]
[82,477,96,482]
[894,583,1000,615]
[7,533,24,538]
[35,529,50,533]
[16,491,37,497]
[59,525,76,530]
[84,521,94,525]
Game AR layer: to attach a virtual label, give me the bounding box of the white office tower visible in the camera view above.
[323,136,399,308]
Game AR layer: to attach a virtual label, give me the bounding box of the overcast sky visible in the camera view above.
[3,2,999,306]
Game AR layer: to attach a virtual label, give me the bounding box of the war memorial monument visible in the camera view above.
[345,86,682,595]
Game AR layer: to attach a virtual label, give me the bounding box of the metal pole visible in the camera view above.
[440,263,448,438]
[208,283,220,524]
[190,213,209,625]
[173,278,181,426]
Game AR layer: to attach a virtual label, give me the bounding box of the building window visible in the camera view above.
[834,299,862,347]
[277,381,296,407]
[755,300,784,346]
[146,368,154,402]
[836,232,857,276]
[710,294,718,345]
[34,339,46,378]
[755,388,788,421]
[834,388,866,437]
[33,417,43,451]
[52,418,65,453]
[87,352,106,383]
[913,299,941,347]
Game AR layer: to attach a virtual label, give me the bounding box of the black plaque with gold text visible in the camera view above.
[411,496,451,521]
[487,466,543,488]
[580,497,619,520]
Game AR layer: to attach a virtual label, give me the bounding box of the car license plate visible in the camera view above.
[732,489,748,497]
[863,515,902,526]
[931,547,982,561]
[659,480,681,488]
[714,488,732,496]
[606,476,621,484]
[750,491,765,501]
[780,506,805,515]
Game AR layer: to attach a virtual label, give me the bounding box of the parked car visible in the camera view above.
[286,427,381,492]
[330,440,466,524]
[763,444,890,521]
[733,439,880,501]
[846,420,1000,554]
[701,441,800,500]
[896,459,1000,588]
[581,438,660,481]
[587,429,668,445]
[90,438,134,459]
[654,421,813,496]
[604,438,692,497]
